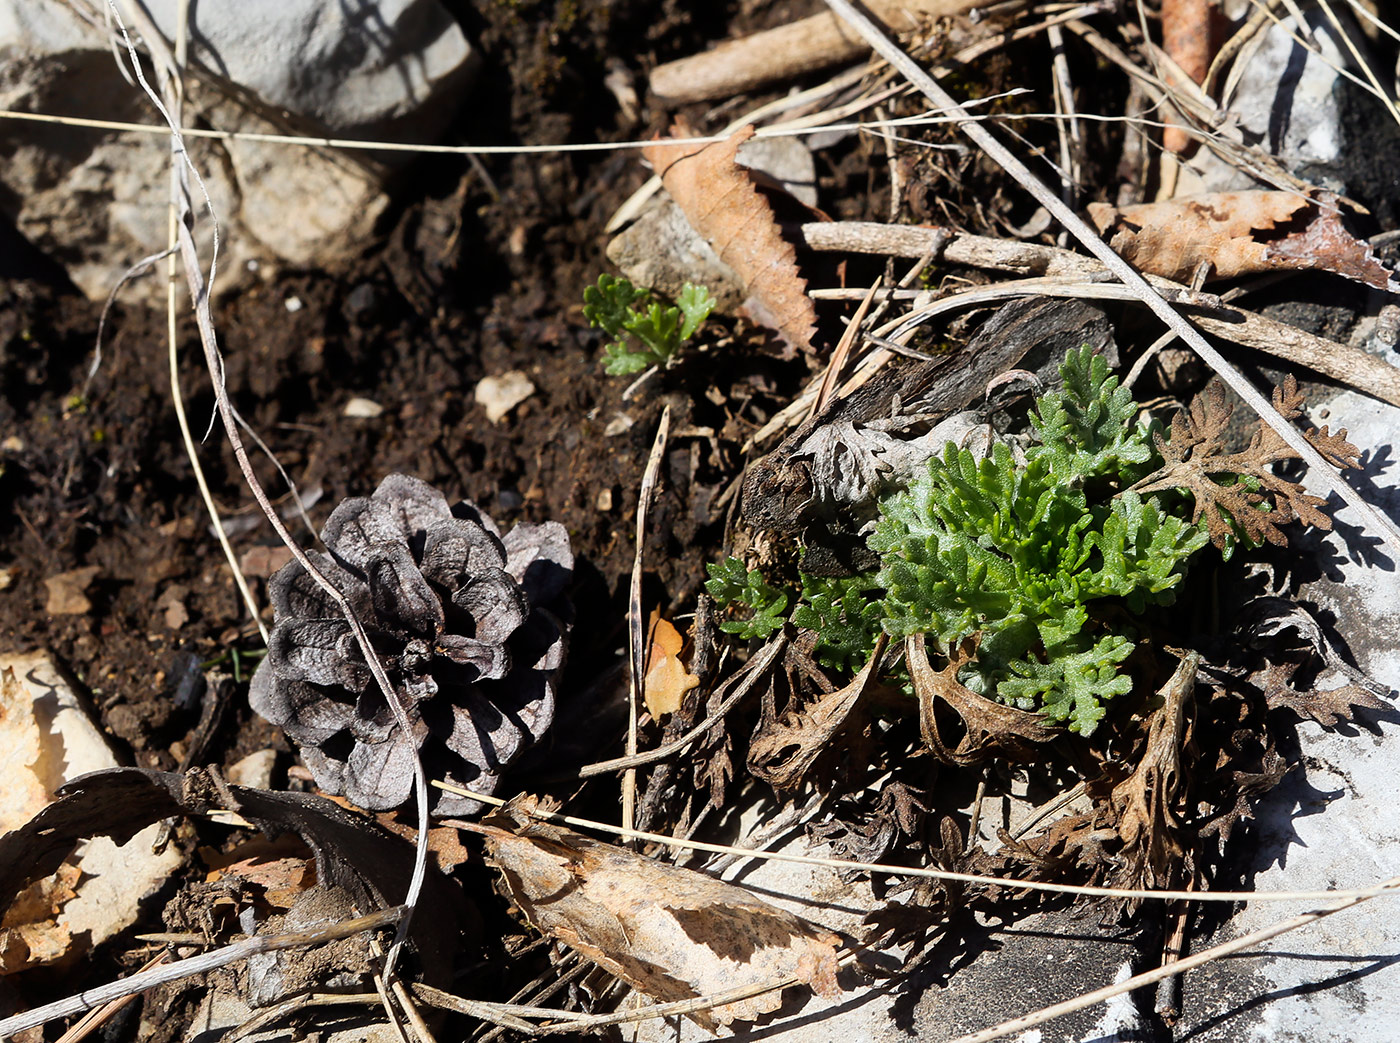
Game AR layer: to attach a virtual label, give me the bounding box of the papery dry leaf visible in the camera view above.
[220,856,318,910]
[643,615,699,718]
[466,795,842,1029]
[0,666,53,833]
[643,121,817,356]
[1089,192,1398,291]
[906,635,1058,766]
[748,636,885,789]
[0,863,80,975]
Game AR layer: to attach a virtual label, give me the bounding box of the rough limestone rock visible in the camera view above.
[0,0,477,301]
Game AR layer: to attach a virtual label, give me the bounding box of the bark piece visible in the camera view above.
[465,796,842,1029]
[644,123,817,357]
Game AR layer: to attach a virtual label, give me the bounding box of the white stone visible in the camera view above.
[475,370,536,424]
[343,396,384,418]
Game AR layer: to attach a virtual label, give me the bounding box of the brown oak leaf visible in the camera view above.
[464,796,842,1029]
[643,121,817,356]
[1089,191,1398,291]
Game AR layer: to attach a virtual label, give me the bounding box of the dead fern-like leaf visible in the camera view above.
[643,121,817,357]
[1132,378,1360,550]
[906,634,1058,766]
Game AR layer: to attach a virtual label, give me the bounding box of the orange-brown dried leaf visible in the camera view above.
[643,121,817,357]
[1089,191,1398,290]
[643,615,699,718]
[0,863,81,974]
[465,796,841,1029]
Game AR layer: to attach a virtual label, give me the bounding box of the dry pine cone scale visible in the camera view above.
[251,474,573,815]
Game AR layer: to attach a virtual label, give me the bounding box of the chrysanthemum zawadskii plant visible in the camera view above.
[249,474,573,815]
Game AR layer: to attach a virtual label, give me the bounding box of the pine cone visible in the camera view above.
[250,474,572,815]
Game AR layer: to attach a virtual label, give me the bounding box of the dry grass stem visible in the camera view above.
[624,405,672,832]
[436,782,1400,906]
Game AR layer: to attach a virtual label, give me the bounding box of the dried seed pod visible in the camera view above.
[250,474,573,815]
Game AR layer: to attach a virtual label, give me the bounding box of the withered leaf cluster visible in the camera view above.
[1133,377,1361,551]
[250,474,573,815]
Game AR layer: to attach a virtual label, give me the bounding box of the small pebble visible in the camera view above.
[475,371,536,424]
[344,397,384,419]
[284,295,304,313]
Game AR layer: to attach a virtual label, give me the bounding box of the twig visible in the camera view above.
[575,636,786,778]
[53,951,170,1043]
[0,908,405,1037]
[943,877,1400,1043]
[228,994,385,1042]
[800,221,1400,407]
[625,405,671,833]
[1046,22,1081,221]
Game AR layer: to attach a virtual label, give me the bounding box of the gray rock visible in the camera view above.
[1175,343,1400,1041]
[0,0,476,300]
[1194,6,1400,225]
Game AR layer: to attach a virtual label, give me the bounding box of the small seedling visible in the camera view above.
[583,274,715,375]
[704,557,789,640]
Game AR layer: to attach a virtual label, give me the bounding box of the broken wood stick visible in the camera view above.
[798,221,1400,407]
[650,0,981,104]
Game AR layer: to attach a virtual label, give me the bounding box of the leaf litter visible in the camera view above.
[456,795,842,1030]
[7,1,1400,1039]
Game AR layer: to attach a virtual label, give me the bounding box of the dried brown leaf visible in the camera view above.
[1132,378,1360,550]
[1259,660,1388,728]
[0,863,80,975]
[748,636,885,789]
[466,796,842,1029]
[1089,192,1398,291]
[643,121,817,356]
[906,635,1058,766]
[1107,653,1197,898]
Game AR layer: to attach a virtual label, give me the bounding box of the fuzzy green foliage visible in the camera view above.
[705,557,789,640]
[583,275,716,375]
[794,574,886,672]
[869,345,1209,735]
